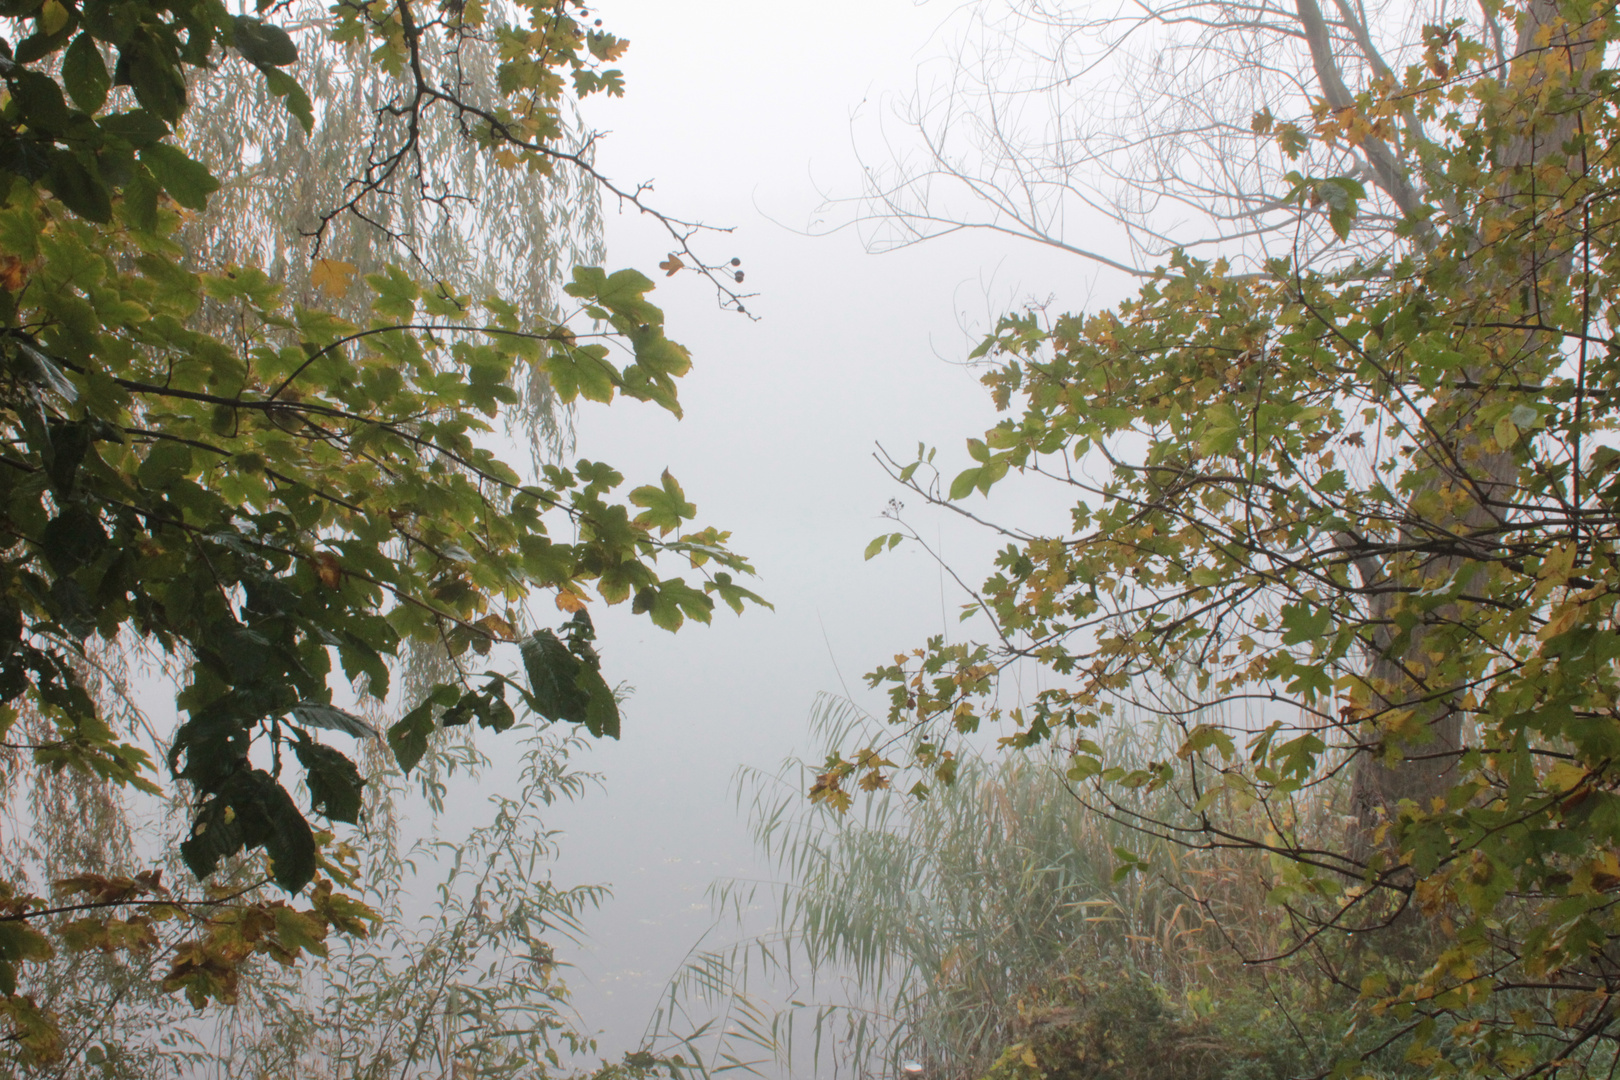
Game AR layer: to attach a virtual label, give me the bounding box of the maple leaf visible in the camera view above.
[658,254,684,276]
[309,259,356,297]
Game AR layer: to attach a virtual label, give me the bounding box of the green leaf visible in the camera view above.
[261,780,318,892]
[949,467,982,500]
[137,438,191,489]
[386,699,436,774]
[544,343,616,403]
[577,666,620,740]
[179,767,319,892]
[519,621,622,738]
[119,165,158,231]
[80,0,134,44]
[13,71,70,132]
[62,34,111,112]
[287,701,376,739]
[1278,601,1331,645]
[231,15,298,66]
[12,339,77,401]
[139,143,218,210]
[41,504,107,573]
[260,66,312,133]
[1178,724,1236,761]
[520,629,588,724]
[272,905,328,958]
[1494,412,1519,450]
[1316,176,1365,240]
[99,109,168,147]
[0,923,53,996]
[44,152,111,223]
[566,266,661,325]
[629,469,696,535]
[706,571,769,614]
[293,735,363,825]
[1066,754,1102,781]
[122,47,187,122]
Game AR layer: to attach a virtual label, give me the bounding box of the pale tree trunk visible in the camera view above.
[1341,0,1597,855]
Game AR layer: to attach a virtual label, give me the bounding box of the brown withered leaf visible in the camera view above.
[0,256,29,292]
[314,552,342,589]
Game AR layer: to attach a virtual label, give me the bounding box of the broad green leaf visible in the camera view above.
[231,15,298,66]
[286,701,377,739]
[519,628,588,724]
[139,143,218,210]
[630,469,696,535]
[44,152,111,222]
[62,34,110,112]
[293,736,364,825]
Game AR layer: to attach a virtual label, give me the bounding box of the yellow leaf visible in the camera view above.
[310,259,356,297]
[1493,413,1518,451]
[40,0,68,34]
[474,613,517,640]
[1020,1046,1039,1069]
[1538,601,1585,640]
[1546,760,1587,794]
[555,589,587,613]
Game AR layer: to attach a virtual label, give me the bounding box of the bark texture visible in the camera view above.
[1347,0,1598,852]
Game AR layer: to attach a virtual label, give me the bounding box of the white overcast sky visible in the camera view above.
[530,0,1133,1059]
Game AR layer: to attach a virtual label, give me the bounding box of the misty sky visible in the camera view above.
[520,0,1135,1063]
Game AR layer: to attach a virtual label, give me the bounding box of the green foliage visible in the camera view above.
[842,3,1620,1073]
[0,683,707,1080]
[979,970,1388,1080]
[659,697,1459,1080]
[203,724,621,1079]
[521,610,620,739]
[981,976,1225,1080]
[656,698,1274,1080]
[0,0,763,1062]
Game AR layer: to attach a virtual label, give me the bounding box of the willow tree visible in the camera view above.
[841,0,1620,1072]
[178,0,606,459]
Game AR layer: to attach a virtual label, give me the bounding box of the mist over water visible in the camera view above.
[522,0,1133,1064]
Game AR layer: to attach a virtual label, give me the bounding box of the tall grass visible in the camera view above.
[652,694,1315,1080]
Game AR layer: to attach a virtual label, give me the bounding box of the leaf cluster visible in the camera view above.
[852,3,1620,1073]
[0,0,766,1058]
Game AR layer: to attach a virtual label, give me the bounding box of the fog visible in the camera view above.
[529,0,1134,1062]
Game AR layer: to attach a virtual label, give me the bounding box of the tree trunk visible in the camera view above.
[1347,0,1597,855]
